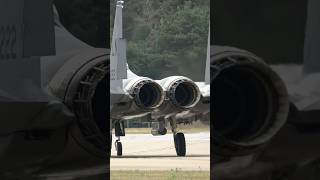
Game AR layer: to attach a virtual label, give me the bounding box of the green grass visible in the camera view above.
[110,170,210,180]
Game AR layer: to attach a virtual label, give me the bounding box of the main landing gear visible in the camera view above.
[151,117,167,136]
[114,117,186,157]
[169,117,186,156]
[114,121,125,156]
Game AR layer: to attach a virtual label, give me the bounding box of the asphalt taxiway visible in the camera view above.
[110,132,210,171]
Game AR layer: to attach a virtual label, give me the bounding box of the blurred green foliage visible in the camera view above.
[111,0,209,81]
[54,0,209,80]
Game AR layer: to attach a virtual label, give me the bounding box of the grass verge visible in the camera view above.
[110,170,210,180]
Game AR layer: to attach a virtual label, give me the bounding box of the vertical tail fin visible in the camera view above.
[303,0,320,74]
[110,0,127,80]
[204,25,210,84]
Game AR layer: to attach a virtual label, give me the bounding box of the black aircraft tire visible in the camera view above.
[116,141,122,156]
[174,132,186,156]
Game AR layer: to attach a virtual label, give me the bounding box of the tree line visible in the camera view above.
[111,0,209,81]
[54,0,209,81]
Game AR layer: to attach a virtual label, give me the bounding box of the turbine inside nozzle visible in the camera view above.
[211,49,289,157]
[168,79,201,109]
[129,79,164,110]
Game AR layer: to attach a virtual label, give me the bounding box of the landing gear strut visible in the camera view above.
[114,121,125,156]
[151,117,167,136]
[169,117,186,156]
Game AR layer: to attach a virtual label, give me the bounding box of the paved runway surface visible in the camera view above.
[110,132,210,171]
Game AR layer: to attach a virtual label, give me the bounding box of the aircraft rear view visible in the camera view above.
[210,46,289,158]
[211,0,320,179]
[211,45,320,179]
[109,0,210,157]
[0,1,109,179]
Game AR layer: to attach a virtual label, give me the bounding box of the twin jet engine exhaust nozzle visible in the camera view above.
[158,76,201,110]
[124,77,165,110]
[125,76,201,111]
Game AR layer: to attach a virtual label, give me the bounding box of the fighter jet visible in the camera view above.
[0,1,108,179]
[212,0,320,178]
[212,46,320,180]
[208,45,290,179]
[110,0,208,157]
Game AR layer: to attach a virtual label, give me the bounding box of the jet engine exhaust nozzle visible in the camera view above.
[126,79,165,110]
[165,78,201,109]
[211,46,289,157]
